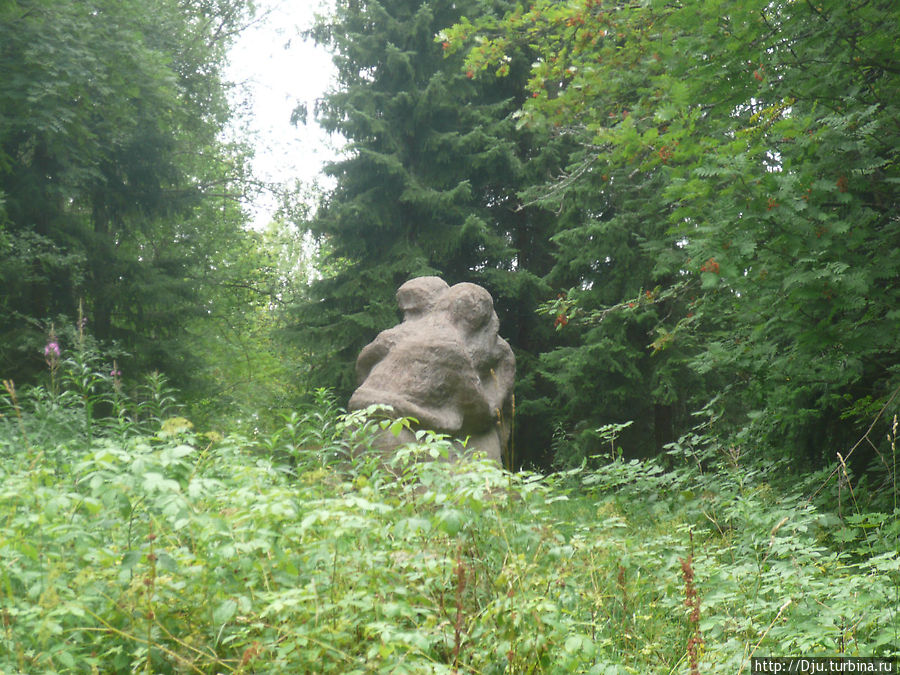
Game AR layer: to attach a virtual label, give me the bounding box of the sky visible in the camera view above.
[226,0,339,228]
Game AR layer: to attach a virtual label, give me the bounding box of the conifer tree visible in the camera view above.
[291,0,568,465]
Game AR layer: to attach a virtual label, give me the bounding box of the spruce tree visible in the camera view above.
[291,0,568,466]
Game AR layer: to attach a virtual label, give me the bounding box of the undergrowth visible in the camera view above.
[0,339,898,673]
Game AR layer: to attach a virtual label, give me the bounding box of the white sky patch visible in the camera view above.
[226,0,339,229]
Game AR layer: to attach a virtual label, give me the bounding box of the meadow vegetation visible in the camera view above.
[1,339,897,674]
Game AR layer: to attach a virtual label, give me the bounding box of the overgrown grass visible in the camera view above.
[0,375,898,673]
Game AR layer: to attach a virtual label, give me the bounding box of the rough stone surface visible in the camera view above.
[349,277,515,463]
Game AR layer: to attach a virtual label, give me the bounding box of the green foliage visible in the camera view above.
[1,369,897,672]
[178,221,320,432]
[2,323,181,454]
[444,0,900,467]
[0,0,263,399]
[440,0,717,463]
[3,3,898,668]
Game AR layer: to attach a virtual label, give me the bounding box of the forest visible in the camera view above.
[0,0,898,672]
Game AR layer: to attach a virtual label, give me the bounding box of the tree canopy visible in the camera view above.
[442,0,900,468]
[0,0,260,399]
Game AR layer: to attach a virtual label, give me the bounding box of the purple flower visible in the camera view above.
[111,369,122,378]
[44,342,60,358]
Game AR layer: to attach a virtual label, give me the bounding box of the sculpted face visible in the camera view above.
[349,277,515,462]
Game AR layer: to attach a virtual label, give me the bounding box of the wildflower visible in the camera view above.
[44,338,61,376]
[111,361,123,392]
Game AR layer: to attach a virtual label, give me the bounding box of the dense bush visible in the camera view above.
[1,360,897,673]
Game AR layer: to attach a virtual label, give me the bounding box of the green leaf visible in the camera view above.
[121,550,142,571]
[435,507,465,536]
[213,598,238,625]
[142,472,180,493]
[157,551,178,572]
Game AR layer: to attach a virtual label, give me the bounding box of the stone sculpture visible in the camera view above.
[349,276,515,463]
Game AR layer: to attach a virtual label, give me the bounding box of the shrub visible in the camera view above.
[0,365,897,673]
